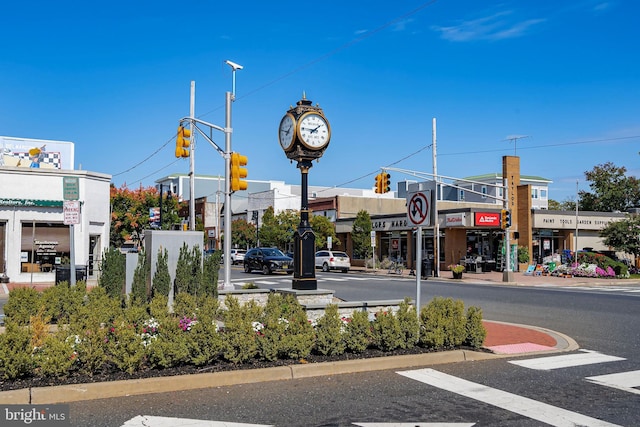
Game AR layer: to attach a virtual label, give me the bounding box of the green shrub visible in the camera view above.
[257,294,288,361]
[202,250,220,298]
[464,306,487,349]
[33,332,77,378]
[220,297,260,364]
[67,288,119,374]
[41,281,86,324]
[372,309,403,351]
[314,305,346,356]
[175,243,191,296]
[131,250,149,303]
[343,310,372,353]
[396,298,419,349]
[4,287,43,325]
[0,321,35,380]
[146,315,190,369]
[105,317,147,374]
[419,297,466,348]
[99,247,125,298]
[149,294,169,318]
[173,292,198,319]
[152,247,171,298]
[187,296,223,366]
[275,295,315,360]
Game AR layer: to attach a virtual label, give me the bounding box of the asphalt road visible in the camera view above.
[63,270,639,426]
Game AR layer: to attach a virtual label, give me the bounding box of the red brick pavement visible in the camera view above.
[483,320,557,347]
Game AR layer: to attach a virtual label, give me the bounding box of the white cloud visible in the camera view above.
[432,10,545,42]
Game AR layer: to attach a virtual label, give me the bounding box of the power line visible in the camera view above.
[114,1,440,180]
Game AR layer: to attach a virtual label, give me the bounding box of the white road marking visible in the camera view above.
[353,423,475,426]
[509,349,626,370]
[398,368,621,427]
[586,370,640,395]
[122,415,272,426]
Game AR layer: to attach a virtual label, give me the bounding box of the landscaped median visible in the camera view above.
[0,281,488,403]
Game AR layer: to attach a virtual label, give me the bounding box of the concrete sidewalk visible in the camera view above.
[353,265,640,287]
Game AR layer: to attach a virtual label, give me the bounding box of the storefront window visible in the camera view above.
[20,222,70,273]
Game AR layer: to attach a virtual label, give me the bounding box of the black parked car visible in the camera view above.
[243,247,294,275]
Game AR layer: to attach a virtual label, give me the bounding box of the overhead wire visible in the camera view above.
[112,0,441,185]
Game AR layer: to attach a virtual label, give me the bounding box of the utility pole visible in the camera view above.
[432,117,439,278]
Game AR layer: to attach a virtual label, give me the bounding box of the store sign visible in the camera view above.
[474,212,500,227]
[445,213,465,227]
[63,176,80,200]
[35,240,59,255]
[0,199,63,207]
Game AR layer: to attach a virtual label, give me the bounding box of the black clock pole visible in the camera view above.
[293,159,317,290]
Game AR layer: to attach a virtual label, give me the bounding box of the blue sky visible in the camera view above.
[2,0,638,203]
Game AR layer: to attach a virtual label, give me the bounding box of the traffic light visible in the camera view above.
[230,152,248,191]
[375,173,383,193]
[501,209,512,229]
[381,172,391,193]
[175,125,191,158]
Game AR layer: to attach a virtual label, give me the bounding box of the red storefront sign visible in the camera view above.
[474,212,500,227]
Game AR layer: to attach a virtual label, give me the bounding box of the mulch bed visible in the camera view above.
[0,345,484,392]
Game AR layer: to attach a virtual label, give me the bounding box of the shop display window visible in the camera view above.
[20,222,70,273]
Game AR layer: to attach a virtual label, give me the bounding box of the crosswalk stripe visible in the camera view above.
[586,370,640,395]
[353,423,475,426]
[122,415,272,426]
[509,349,626,370]
[398,368,621,427]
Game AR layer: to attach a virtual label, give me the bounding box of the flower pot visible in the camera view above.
[452,271,463,279]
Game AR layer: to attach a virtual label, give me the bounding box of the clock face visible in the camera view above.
[297,112,331,150]
[278,114,295,150]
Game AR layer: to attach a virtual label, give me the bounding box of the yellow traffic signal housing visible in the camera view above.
[501,209,512,229]
[175,125,191,158]
[230,152,248,191]
[374,173,383,193]
[381,172,391,193]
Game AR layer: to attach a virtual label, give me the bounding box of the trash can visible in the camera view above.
[55,265,87,284]
[421,258,433,279]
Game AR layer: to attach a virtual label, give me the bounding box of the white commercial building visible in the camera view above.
[0,137,111,284]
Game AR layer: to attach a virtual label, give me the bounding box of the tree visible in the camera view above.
[231,219,255,249]
[110,184,183,247]
[351,210,372,259]
[579,162,640,212]
[311,215,339,250]
[548,198,576,211]
[258,207,280,248]
[600,214,640,259]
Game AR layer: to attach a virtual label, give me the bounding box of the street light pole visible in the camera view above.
[222,60,242,290]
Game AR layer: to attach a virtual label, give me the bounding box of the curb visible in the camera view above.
[2,349,498,405]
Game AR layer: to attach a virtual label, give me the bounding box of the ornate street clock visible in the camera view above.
[279,95,331,290]
[279,95,331,162]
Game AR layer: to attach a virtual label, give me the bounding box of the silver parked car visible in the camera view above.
[315,250,350,273]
